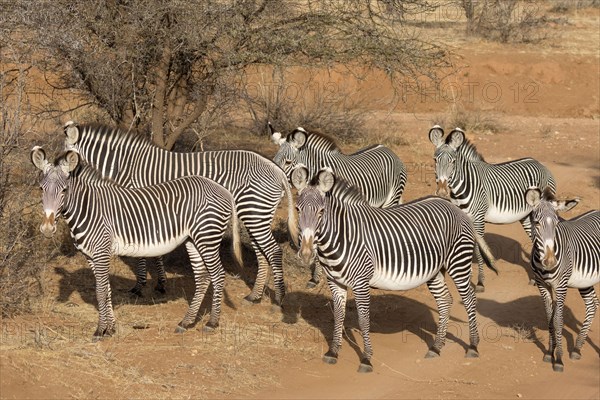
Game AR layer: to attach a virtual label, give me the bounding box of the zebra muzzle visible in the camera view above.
[541,245,557,270]
[40,212,57,238]
[299,238,315,265]
[435,180,449,197]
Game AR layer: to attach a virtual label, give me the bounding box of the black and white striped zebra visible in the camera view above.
[526,187,599,372]
[270,124,407,207]
[429,126,557,291]
[270,123,407,288]
[291,165,494,373]
[31,147,242,340]
[63,122,297,308]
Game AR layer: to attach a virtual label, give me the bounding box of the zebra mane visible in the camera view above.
[303,129,340,152]
[328,177,367,205]
[79,123,157,150]
[448,134,485,162]
[61,156,120,187]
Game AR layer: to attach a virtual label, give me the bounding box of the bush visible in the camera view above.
[0,60,47,317]
[241,69,369,143]
[460,0,550,43]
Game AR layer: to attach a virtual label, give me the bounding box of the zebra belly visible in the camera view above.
[113,236,187,257]
[568,268,600,289]
[369,269,437,291]
[485,205,529,224]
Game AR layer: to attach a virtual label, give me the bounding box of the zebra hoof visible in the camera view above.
[154,284,167,294]
[129,287,144,297]
[242,295,261,306]
[174,325,187,334]
[202,322,218,333]
[306,280,318,289]
[465,346,479,358]
[323,351,338,364]
[543,353,553,363]
[475,284,485,293]
[358,358,373,373]
[425,348,441,358]
[552,363,564,373]
[569,350,581,360]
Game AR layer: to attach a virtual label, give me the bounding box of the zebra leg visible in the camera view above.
[243,226,285,308]
[571,287,599,360]
[551,287,568,372]
[447,259,480,357]
[472,218,486,292]
[353,281,374,373]
[519,217,536,286]
[536,279,556,364]
[130,258,148,297]
[87,255,116,341]
[176,242,211,333]
[197,244,226,332]
[323,278,348,365]
[155,256,167,294]
[307,257,322,289]
[425,272,453,358]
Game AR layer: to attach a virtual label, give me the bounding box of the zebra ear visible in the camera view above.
[428,125,445,147]
[525,188,542,208]
[447,129,465,150]
[291,165,309,192]
[290,128,307,149]
[317,168,335,193]
[60,150,81,174]
[64,121,80,146]
[30,146,50,172]
[552,197,580,212]
[269,122,285,145]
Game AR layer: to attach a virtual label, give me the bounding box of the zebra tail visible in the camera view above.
[474,234,498,274]
[230,201,243,268]
[283,176,299,247]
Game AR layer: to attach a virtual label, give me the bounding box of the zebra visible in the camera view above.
[31,147,242,340]
[429,126,557,292]
[62,121,298,308]
[269,123,407,287]
[291,165,495,373]
[526,187,599,372]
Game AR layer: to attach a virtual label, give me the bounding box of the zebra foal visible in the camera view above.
[31,147,242,340]
[429,126,557,291]
[292,165,494,373]
[526,187,599,372]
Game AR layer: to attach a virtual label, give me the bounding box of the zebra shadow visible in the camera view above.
[484,232,533,278]
[477,296,600,358]
[54,263,238,329]
[282,290,472,359]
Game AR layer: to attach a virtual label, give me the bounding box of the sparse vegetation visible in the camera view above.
[458,0,550,43]
[433,105,502,134]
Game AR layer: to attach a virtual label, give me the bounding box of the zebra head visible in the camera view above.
[526,188,579,271]
[273,127,308,177]
[31,147,80,238]
[429,126,464,197]
[291,165,334,265]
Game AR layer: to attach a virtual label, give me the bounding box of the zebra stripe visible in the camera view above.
[292,166,490,372]
[32,147,241,340]
[526,188,599,372]
[63,122,297,306]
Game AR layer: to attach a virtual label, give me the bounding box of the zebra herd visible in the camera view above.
[31,121,599,374]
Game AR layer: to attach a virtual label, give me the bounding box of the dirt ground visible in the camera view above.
[1,5,599,400]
